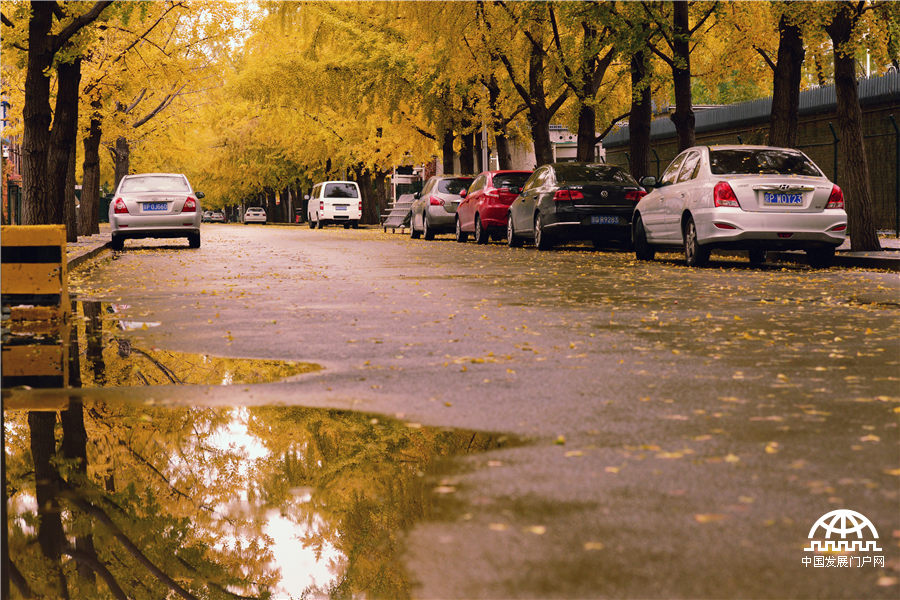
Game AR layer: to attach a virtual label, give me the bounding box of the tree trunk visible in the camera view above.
[769,14,805,148]
[629,51,652,181]
[459,131,475,175]
[28,411,65,561]
[47,58,81,242]
[80,100,102,235]
[113,137,130,187]
[669,1,696,151]
[576,103,596,162]
[496,133,512,170]
[529,108,554,167]
[487,74,513,170]
[475,130,484,172]
[65,145,78,242]
[374,170,389,223]
[21,2,56,225]
[827,4,881,251]
[442,129,455,174]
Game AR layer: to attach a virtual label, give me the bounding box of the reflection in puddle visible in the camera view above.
[2,301,516,598]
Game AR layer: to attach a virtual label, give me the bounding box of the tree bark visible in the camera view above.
[576,104,596,162]
[827,3,881,251]
[113,137,130,187]
[65,145,78,243]
[495,133,512,170]
[459,131,475,175]
[442,129,455,174]
[629,51,653,181]
[768,13,805,148]
[48,58,82,242]
[28,411,65,561]
[669,1,696,151]
[80,100,103,235]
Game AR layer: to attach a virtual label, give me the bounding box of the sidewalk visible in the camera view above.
[63,224,900,272]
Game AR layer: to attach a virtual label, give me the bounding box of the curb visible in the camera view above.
[768,250,900,272]
[67,242,111,271]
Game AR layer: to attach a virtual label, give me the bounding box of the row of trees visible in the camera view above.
[2,1,898,247]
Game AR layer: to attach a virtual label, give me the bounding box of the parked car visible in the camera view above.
[632,145,847,267]
[506,163,645,250]
[456,170,532,244]
[109,173,204,250]
[208,210,225,223]
[409,175,474,240]
[243,207,267,224]
[201,210,214,222]
[308,180,362,229]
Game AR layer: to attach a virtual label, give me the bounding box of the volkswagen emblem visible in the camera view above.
[601,190,608,198]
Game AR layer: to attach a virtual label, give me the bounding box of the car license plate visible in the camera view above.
[763,192,802,206]
[143,202,168,211]
[591,215,619,225]
[336,205,348,211]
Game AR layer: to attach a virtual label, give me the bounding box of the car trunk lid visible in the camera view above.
[726,176,831,213]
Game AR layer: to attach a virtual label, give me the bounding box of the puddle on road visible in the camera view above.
[2,301,516,598]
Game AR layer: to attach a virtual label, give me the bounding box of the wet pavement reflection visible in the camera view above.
[2,301,515,599]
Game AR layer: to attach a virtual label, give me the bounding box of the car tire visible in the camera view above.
[748,249,766,265]
[343,223,351,229]
[423,216,434,240]
[410,214,421,239]
[474,215,488,245]
[110,234,124,251]
[633,215,655,261]
[683,216,710,267]
[507,214,523,248]
[315,216,323,229]
[534,214,553,251]
[455,217,468,242]
[188,233,201,249]
[352,221,359,229]
[308,218,315,229]
[806,246,835,268]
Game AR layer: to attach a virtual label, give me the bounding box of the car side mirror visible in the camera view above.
[459,189,467,198]
[640,176,657,188]
[195,191,205,199]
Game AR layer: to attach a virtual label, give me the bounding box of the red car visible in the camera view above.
[455,170,533,244]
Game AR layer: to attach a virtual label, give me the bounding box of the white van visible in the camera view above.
[307,181,362,229]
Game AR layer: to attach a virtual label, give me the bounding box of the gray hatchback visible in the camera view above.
[409,175,474,240]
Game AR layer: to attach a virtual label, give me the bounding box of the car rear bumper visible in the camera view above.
[479,204,512,229]
[695,209,846,249]
[542,210,631,241]
[425,206,457,231]
[111,214,200,237]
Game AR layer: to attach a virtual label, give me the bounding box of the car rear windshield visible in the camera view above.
[120,175,190,193]
[709,149,822,176]
[493,173,531,189]
[324,183,359,198]
[437,178,474,194]
[554,164,637,185]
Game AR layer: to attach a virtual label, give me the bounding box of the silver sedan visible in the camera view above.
[109,173,204,250]
[632,145,847,267]
[409,175,474,240]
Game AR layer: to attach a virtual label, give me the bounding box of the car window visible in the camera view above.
[468,175,486,194]
[120,175,189,193]
[522,167,545,192]
[554,164,637,185]
[493,172,530,190]
[324,183,359,198]
[660,154,688,185]
[709,149,823,176]
[420,179,434,196]
[311,184,320,198]
[437,178,474,194]
[677,152,701,183]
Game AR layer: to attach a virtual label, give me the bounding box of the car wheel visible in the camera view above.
[806,246,835,268]
[410,213,421,239]
[110,234,124,251]
[423,216,434,240]
[633,215,655,261]
[683,216,710,267]
[455,216,468,243]
[475,215,488,245]
[188,233,201,249]
[748,249,766,265]
[507,214,523,248]
[352,221,359,229]
[315,215,323,229]
[343,223,351,229]
[534,214,553,251]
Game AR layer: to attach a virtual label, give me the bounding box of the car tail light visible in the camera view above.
[829,224,847,232]
[358,200,362,212]
[181,197,197,212]
[319,201,324,211]
[714,222,737,229]
[625,190,648,202]
[429,196,444,206]
[113,198,129,214]
[826,185,844,209]
[484,189,499,202]
[553,189,584,202]
[713,182,740,208]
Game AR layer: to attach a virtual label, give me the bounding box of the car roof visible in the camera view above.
[122,172,187,178]
[706,145,803,152]
[316,180,358,185]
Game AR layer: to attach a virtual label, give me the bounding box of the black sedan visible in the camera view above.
[506,163,646,250]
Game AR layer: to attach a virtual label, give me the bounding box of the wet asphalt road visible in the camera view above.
[69,223,899,599]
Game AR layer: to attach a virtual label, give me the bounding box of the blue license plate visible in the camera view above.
[591,215,619,225]
[335,205,348,211]
[763,192,802,206]
[144,202,168,211]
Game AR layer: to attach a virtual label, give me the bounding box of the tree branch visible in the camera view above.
[131,84,187,128]
[594,111,631,144]
[53,1,114,53]
[1,11,15,27]
[62,548,129,600]
[689,1,719,35]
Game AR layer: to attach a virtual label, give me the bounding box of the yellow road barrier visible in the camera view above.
[1,224,69,318]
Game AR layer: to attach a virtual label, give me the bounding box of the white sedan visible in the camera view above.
[243,207,267,224]
[632,145,847,267]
